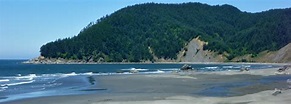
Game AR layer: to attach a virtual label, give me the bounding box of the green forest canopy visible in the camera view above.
[40,3,291,62]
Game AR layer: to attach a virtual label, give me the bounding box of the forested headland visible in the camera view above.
[39,3,291,62]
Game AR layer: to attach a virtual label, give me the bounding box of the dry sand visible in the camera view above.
[4,67,291,104]
[94,90,291,104]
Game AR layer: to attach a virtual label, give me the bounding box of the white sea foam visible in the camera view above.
[222,66,233,69]
[39,72,97,78]
[62,72,77,77]
[1,72,78,88]
[0,79,9,82]
[144,70,165,74]
[156,70,165,73]
[40,72,81,78]
[41,74,59,77]
[1,75,36,89]
[160,68,179,71]
[0,86,8,91]
[205,66,219,69]
[5,80,35,86]
[122,68,149,71]
[15,74,37,80]
[81,72,94,75]
[233,66,242,69]
[243,65,251,68]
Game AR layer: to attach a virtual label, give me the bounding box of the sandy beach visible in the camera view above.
[3,67,291,104]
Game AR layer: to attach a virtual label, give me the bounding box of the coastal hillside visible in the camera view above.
[233,43,291,63]
[39,3,291,62]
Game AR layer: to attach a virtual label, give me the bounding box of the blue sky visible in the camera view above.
[0,0,290,59]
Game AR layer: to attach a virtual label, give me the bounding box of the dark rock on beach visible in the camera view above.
[180,64,193,70]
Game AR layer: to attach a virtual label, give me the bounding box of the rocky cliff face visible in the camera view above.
[177,37,226,62]
[177,38,291,63]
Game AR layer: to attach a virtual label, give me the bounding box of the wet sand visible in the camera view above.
[4,68,291,104]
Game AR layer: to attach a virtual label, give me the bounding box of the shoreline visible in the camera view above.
[22,60,291,66]
[23,56,291,65]
[3,67,291,104]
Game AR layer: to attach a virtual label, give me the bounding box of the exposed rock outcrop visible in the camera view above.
[180,64,193,70]
[177,37,226,62]
[23,56,88,64]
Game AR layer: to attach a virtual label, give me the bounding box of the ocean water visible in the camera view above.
[0,60,280,102]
